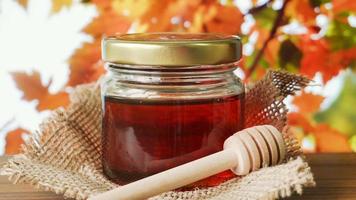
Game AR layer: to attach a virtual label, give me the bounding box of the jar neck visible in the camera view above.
[107,62,239,87]
[103,62,244,100]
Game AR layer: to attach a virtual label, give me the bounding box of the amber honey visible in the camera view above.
[101,32,244,188]
[102,94,244,186]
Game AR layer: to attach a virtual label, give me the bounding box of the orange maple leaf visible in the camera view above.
[11,71,69,111]
[133,0,199,32]
[90,0,111,9]
[333,0,356,13]
[112,0,154,21]
[313,124,352,152]
[109,0,244,34]
[37,91,69,111]
[299,33,356,82]
[288,90,352,153]
[5,128,29,155]
[292,91,325,113]
[67,40,105,86]
[288,113,351,152]
[264,38,280,68]
[189,3,243,34]
[286,0,317,25]
[204,5,243,34]
[287,112,315,133]
[141,1,185,32]
[83,8,131,37]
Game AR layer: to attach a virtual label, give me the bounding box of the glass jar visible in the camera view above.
[101,33,244,188]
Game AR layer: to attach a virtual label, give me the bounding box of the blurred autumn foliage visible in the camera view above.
[5,0,356,154]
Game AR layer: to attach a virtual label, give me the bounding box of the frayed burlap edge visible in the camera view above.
[1,71,315,200]
[2,155,314,200]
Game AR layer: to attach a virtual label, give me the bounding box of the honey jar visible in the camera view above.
[101,33,244,188]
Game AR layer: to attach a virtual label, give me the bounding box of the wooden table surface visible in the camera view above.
[1,153,356,200]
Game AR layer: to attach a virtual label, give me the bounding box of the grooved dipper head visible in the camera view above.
[223,125,286,175]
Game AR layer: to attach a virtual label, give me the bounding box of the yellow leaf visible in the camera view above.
[17,0,29,9]
[112,0,152,20]
[52,0,72,13]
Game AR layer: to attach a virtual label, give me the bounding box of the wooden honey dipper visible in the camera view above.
[90,125,290,200]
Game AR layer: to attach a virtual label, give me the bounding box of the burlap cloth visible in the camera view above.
[1,71,315,200]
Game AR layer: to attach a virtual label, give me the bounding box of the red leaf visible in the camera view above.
[299,33,356,82]
[286,0,317,24]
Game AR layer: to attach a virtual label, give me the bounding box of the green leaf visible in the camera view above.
[308,0,331,7]
[350,135,356,152]
[326,19,356,50]
[240,35,249,44]
[245,52,271,69]
[278,39,302,72]
[260,57,270,69]
[245,48,258,68]
[315,71,356,136]
[253,7,277,30]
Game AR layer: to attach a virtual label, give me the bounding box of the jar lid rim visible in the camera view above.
[102,32,242,66]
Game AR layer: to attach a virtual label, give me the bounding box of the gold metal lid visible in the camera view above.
[102,33,242,66]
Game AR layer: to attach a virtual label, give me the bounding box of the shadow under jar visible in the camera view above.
[101,33,245,189]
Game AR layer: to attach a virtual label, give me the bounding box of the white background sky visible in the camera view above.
[0,0,97,154]
[0,0,347,154]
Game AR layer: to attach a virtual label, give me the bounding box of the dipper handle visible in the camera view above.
[89,125,286,200]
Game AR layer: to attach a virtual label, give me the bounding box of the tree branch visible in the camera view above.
[245,0,291,79]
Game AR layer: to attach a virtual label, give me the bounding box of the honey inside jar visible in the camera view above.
[101,33,244,188]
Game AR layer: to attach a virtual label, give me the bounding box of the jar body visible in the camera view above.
[101,63,244,188]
